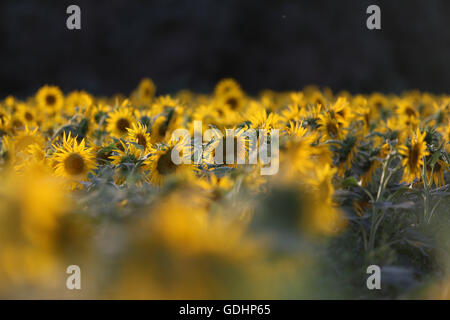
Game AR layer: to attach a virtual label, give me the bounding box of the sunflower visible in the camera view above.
[203,127,249,167]
[368,93,388,118]
[214,78,241,97]
[9,112,29,131]
[5,126,45,166]
[306,90,327,107]
[352,97,372,134]
[442,123,450,153]
[145,138,191,185]
[301,164,347,236]
[151,95,180,116]
[285,121,309,138]
[399,129,430,183]
[65,90,93,115]
[218,88,245,112]
[150,106,184,144]
[399,115,420,137]
[36,85,64,112]
[110,141,146,185]
[3,95,16,110]
[329,97,351,128]
[280,103,304,124]
[212,103,243,129]
[52,132,96,188]
[427,159,448,187]
[396,99,419,119]
[359,143,389,186]
[317,112,343,140]
[106,107,136,137]
[126,122,152,152]
[0,110,10,136]
[191,104,221,131]
[134,78,156,106]
[134,109,153,129]
[247,106,281,132]
[16,103,38,127]
[280,135,316,179]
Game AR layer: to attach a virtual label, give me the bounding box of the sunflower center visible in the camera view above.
[158,122,168,137]
[326,122,338,137]
[405,107,417,117]
[434,161,441,172]
[156,150,176,175]
[12,119,24,129]
[25,112,34,121]
[116,118,131,134]
[364,113,370,126]
[46,94,56,106]
[409,144,420,169]
[64,153,85,175]
[136,133,147,148]
[226,97,238,110]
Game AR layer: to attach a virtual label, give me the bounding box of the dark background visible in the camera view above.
[1,0,450,98]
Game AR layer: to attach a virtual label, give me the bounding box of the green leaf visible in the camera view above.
[341,176,359,188]
[427,150,441,166]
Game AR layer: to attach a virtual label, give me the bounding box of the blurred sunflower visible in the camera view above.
[203,127,249,167]
[127,122,151,151]
[218,88,245,112]
[214,78,241,97]
[145,137,192,185]
[36,85,64,112]
[106,107,135,137]
[317,113,342,140]
[110,141,146,185]
[399,129,430,183]
[135,78,156,105]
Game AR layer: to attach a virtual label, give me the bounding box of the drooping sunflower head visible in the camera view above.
[145,137,192,185]
[110,141,146,185]
[150,106,184,144]
[36,85,64,112]
[317,112,342,141]
[427,159,448,187]
[330,97,351,126]
[399,129,430,183]
[126,122,151,151]
[106,107,136,138]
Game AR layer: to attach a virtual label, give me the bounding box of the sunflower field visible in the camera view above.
[0,78,449,299]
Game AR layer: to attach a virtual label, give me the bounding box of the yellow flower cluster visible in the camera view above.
[0,79,448,299]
